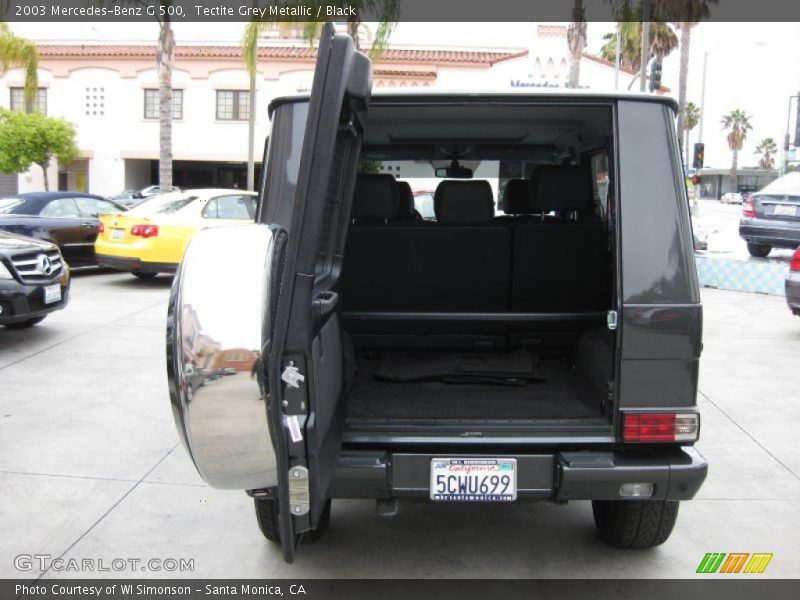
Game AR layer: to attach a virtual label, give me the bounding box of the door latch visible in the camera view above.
[281,363,305,389]
[607,310,618,330]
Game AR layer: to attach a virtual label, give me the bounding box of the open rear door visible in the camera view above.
[262,23,371,562]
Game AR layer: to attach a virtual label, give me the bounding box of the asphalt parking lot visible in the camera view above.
[1,271,799,579]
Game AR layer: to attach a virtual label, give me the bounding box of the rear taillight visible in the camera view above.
[130,224,159,238]
[790,248,800,272]
[97,222,104,234]
[622,413,699,443]
[742,199,756,218]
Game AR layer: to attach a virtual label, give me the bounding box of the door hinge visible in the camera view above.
[288,465,310,516]
[281,363,305,389]
[607,310,618,330]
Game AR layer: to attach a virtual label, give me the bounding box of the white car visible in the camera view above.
[721,192,743,204]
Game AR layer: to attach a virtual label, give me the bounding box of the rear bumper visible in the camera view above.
[96,253,177,274]
[786,271,800,316]
[739,218,800,249]
[329,446,708,502]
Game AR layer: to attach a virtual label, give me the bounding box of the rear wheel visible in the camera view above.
[746,243,771,258]
[132,272,158,279]
[4,316,46,329]
[592,500,679,549]
[253,496,331,544]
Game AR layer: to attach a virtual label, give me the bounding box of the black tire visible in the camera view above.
[4,316,46,329]
[592,500,679,549]
[132,272,158,279]
[746,243,771,258]
[253,497,331,544]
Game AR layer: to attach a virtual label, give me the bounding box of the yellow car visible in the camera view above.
[95,189,257,278]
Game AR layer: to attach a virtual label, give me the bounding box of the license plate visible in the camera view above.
[430,458,517,501]
[111,228,125,240]
[774,205,796,216]
[44,284,61,304]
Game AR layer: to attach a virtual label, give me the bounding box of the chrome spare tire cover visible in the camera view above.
[166,224,279,490]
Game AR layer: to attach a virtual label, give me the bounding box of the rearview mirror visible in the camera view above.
[435,164,473,179]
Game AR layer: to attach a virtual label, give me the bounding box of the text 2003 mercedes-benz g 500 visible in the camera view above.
[166,25,707,563]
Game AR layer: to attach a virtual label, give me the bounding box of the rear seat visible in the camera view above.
[511,165,610,312]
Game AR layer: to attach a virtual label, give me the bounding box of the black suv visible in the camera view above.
[166,26,707,563]
[0,231,70,328]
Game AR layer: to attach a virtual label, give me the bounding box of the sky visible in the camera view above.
[9,20,800,170]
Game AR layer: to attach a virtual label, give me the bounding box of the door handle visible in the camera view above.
[312,291,338,322]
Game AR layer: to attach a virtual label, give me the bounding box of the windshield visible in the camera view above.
[129,194,197,216]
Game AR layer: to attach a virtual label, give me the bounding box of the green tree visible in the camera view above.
[754,137,777,170]
[720,109,752,191]
[0,108,79,191]
[681,101,700,165]
[599,21,678,74]
[241,1,399,190]
[0,22,38,111]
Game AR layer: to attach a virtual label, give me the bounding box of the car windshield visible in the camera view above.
[0,198,24,214]
[129,194,197,215]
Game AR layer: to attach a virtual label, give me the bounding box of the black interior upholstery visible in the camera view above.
[434,180,495,224]
[502,178,536,215]
[351,174,398,222]
[395,181,421,221]
[534,165,593,213]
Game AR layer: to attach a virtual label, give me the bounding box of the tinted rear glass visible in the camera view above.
[130,194,197,215]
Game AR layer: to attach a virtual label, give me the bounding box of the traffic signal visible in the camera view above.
[693,143,705,169]
[649,59,663,92]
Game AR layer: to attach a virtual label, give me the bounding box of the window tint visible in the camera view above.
[202,195,255,220]
[75,197,119,218]
[0,198,24,214]
[39,197,81,218]
[590,152,610,222]
[130,195,196,215]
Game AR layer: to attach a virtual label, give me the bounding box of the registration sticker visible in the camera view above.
[430,458,517,502]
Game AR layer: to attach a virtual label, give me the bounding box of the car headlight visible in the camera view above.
[0,261,13,280]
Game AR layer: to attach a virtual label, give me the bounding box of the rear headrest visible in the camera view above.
[352,174,399,222]
[395,181,416,221]
[534,165,593,212]
[434,180,495,225]
[502,179,535,215]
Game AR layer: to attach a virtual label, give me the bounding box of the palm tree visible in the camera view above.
[754,137,778,170]
[241,1,399,190]
[681,101,700,165]
[667,1,716,152]
[0,23,38,111]
[598,21,678,73]
[566,0,587,88]
[721,109,752,192]
[155,3,175,194]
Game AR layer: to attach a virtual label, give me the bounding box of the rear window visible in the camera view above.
[129,194,197,215]
[0,198,24,214]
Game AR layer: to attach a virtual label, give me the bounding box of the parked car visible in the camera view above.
[0,192,127,268]
[95,188,257,278]
[412,190,436,220]
[692,217,709,252]
[165,26,707,563]
[721,192,743,204]
[112,186,182,208]
[739,172,800,257]
[787,247,800,316]
[0,231,70,328]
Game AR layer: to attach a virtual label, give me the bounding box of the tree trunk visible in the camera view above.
[566,0,585,89]
[684,129,690,166]
[39,161,49,191]
[639,0,650,92]
[348,18,360,50]
[677,23,691,154]
[156,5,175,193]
[246,42,256,191]
[730,149,738,192]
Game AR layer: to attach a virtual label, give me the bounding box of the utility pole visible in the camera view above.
[639,0,650,92]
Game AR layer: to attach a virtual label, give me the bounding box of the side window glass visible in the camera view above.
[590,152,610,223]
[75,197,117,218]
[39,198,81,218]
[201,199,218,219]
[213,195,253,220]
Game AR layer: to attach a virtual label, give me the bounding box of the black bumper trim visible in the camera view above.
[95,254,177,274]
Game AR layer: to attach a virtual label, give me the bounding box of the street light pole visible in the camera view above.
[783,94,800,175]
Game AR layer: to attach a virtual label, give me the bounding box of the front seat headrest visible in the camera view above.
[351,174,399,222]
[395,181,417,221]
[434,180,495,225]
[534,165,592,213]
[502,179,535,215]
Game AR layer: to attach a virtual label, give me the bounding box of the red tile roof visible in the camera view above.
[37,44,528,66]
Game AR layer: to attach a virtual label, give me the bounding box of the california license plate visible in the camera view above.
[774,205,796,217]
[111,228,125,240]
[44,284,61,304]
[430,458,517,501]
